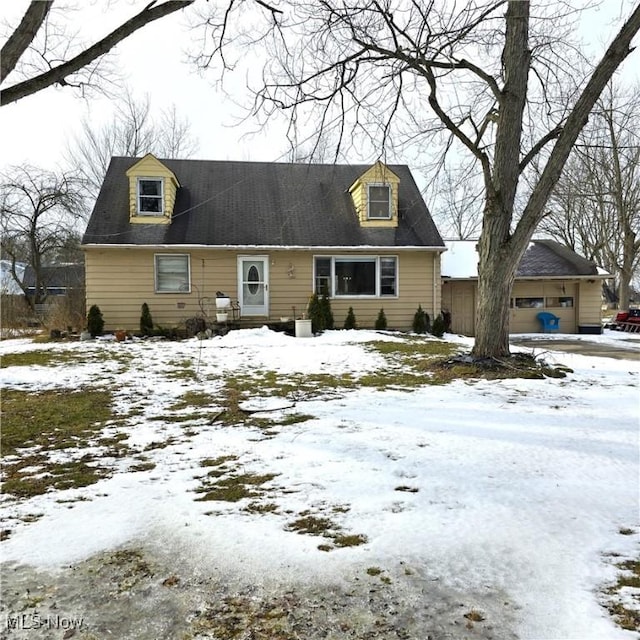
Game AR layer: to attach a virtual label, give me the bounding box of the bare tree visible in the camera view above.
[542,82,640,309]
[192,0,640,357]
[0,165,85,310]
[1,1,194,106]
[65,89,199,202]
[430,163,483,240]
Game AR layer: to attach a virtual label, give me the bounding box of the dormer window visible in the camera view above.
[367,184,391,219]
[138,178,164,215]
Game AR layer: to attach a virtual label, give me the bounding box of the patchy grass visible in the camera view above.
[97,548,155,594]
[367,338,459,358]
[143,438,178,451]
[433,352,574,381]
[1,389,113,456]
[196,473,278,502]
[285,508,367,552]
[243,501,279,515]
[0,350,90,368]
[287,514,335,536]
[195,456,279,504]
[166,358,197,380]
[191,592,300,639]
[603,552,640,632]
[464,609,486,622]
[367,338,573,382]
[169,391,215,411]
[333,533,368,548]
[201,455,239,468]
[1,388,121,498]
[128,460,157,473]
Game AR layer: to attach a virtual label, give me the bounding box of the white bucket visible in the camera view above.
[295,319,313,338]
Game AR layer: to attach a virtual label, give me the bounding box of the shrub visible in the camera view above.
[375,308,387,330]
[87,304,104,337]
[431,313,446,338]
[441,310,452,332]
[140,302,154,336]
[307,292,323,333]
[320,288,334,330]
[412,304,430,334]
[344,306,357,330]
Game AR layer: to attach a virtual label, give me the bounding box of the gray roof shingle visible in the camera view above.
[82,158,444,248]
[517,240,598,277]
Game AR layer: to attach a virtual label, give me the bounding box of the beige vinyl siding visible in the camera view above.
[441,281,475,336]
[442,278,605,335]
[84,248,440,332]
[309,251,439,330]
[509,281,577,333]
[576,280,603,326]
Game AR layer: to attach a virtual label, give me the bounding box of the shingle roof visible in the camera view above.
[517,240,598,277]
[23,264,85,289]
[441,239,600,278]
[82,158,444,248]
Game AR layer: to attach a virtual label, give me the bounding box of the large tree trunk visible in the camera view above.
[471,1,640,358]
[472,193,525,358]
[619,235,636,309]
[471,1,530,359]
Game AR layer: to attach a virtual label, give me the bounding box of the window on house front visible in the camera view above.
[138,178,164,215]
[314,256,397,297]
[155,254,190,293]
[367,184,391,219]
[314,257,332,295]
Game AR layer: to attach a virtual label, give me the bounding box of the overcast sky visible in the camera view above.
[1,0,638,175]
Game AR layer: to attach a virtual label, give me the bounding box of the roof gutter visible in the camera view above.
[442,273,611,281]
[81,243,448,252]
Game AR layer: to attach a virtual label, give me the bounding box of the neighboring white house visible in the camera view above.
[0,260,26,295]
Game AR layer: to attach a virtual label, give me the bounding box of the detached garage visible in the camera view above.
[441,240,609,336]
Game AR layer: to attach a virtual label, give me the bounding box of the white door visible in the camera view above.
[238,256,269,316]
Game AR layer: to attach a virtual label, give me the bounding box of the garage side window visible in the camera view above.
[155,254,190,293]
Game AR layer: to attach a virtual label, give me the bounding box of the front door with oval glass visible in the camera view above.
[238,257,269,316]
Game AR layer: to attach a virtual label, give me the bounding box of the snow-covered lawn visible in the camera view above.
[1,328,638,639]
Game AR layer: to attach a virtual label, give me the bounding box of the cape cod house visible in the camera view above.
[82,154,446,332]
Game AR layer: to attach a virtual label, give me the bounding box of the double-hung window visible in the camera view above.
[367,184,391,219]
[314,256,397,297]
[138,178,164,215]
[155,254,190,293]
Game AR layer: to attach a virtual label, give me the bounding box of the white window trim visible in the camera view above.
[154,253,191,293]
[137,177,164,216]
[367,183,392,220]
[313,255,398,298]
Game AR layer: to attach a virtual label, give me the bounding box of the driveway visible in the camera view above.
[510,336,640,360]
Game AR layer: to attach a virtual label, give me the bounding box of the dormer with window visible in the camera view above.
[348,161,400,228]
[125,153,180,224]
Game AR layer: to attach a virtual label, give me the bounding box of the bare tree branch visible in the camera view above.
[1,1,53,83]
[1,1,195,106]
